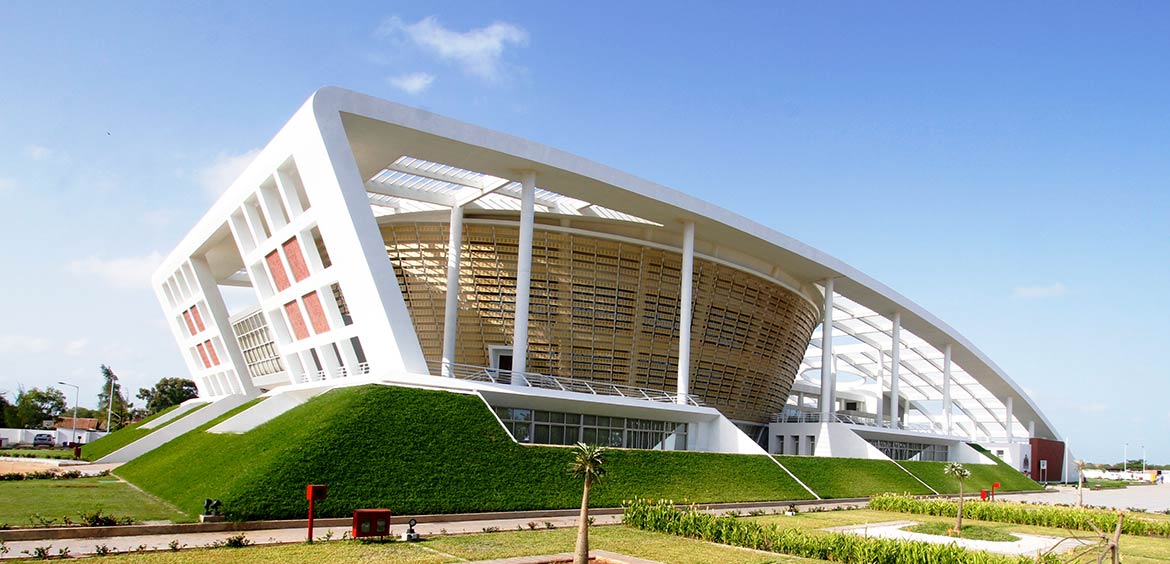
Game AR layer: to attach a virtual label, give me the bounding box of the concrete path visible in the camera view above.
[829,520,1091,557]
[0,499,869,560]
[0,512,624,559]
[1004,482,1170,512]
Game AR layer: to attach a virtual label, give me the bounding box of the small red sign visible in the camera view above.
[306,484,328,501]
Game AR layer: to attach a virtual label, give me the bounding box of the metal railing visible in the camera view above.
[772,410,933,432]
[297,361,371,383]
[427,360,703,407]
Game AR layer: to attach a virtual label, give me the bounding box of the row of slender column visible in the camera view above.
[434,180,1017,441]
[436,170,700,401]
[819,279,967,435]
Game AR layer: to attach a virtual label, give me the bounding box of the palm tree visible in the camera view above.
[944,462,972,534]
[569,442,607,564]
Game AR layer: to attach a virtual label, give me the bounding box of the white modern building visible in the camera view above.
[146,87,1068,479]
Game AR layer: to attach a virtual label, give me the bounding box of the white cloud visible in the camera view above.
[0,335,52,355]
[380,16,528,82]
[1012,283,1068,300]
[67,251,164,289]
[23,144,51,160]
[64,338,88,357]
[198,148,261,198]
[388,72,436,95]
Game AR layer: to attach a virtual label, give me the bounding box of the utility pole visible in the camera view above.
[57,381,79,447]
[105,374,114,432]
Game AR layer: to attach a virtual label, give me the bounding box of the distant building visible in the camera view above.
[148,87,1067,479]
[54,417,103,431]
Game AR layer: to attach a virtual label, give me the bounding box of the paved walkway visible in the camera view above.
[829,520,1091,557]
[0,513,626,559]
[1004,482,1170,512]
[0,500,870,560]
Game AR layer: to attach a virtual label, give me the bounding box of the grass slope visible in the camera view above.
[0,476,189,526]
[81,404,206,462]
[775,455,932,498]
[119,386,808,520]
[899,459,1043,494]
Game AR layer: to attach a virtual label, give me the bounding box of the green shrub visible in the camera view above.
[623,498,1058,564]
[118,386,808,520]
[869,493,1170,537]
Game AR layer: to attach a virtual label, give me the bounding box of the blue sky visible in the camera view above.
[1,2,1166,463]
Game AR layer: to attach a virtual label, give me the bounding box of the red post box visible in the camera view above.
[980,489,988,500]
[306,484,327,542]
[352,509,393,538]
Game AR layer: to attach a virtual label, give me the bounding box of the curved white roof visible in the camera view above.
[271,87,1062,440]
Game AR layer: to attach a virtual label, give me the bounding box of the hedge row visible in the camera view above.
[869,493,1169,537]
[622,498,1058,564]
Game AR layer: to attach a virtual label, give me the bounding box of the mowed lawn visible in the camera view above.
[747,508,1170,564]
[0,476,190,526]
[76,526,809,564]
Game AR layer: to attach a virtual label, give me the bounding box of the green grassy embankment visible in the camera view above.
[118,385,809,520]
[899,459,1043,494]
[0,476,190,526]
[775,455,933,498]
[81,403,207,462]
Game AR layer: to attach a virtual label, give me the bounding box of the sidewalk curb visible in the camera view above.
[0,490,1041,542]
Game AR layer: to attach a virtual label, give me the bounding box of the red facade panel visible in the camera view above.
[302,291,330,335]
[181,310,197,336]
[284,300,310,340]
[266,250,291,292]
[1029,437,1065,482]
[283,237,311,282]
[196,343,211,369]
[205,340,220,366]
[191,305,206,332]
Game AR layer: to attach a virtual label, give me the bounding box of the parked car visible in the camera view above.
[32,433,55,448]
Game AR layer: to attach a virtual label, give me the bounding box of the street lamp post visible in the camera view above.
[1143,444,1147,473]
[1124,442,1128,473]
[57,381,79,449]
[105,374,114,432]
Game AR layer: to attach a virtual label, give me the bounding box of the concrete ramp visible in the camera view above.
[98,395,252,464]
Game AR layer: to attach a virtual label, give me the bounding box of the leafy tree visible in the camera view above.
[96,365,133,430]
[944,462,971,534]
[0,391,12,427]
[14,387,68,429]
[136,378,198,415]
[568,443,607,564]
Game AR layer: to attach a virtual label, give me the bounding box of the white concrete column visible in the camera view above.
[890,311,901,428]
[1063,437,1071,483]
[440,205,464,377]
[676,221,696,405]
[1028,420,1036,438]
[1005,395,1014,442]
[829,354,839,415]
[875,350,885,425]
[512,171,536,384]
[819,278,834,420]
[943,344,952,435]
[190,257,256,397]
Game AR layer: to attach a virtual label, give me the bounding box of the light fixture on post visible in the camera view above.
[57,381,79,452]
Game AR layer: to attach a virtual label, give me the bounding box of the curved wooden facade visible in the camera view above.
[382,220,819,423]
